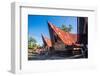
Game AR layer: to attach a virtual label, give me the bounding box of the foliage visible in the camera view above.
[28,37,37,49]
[60,24,72,32]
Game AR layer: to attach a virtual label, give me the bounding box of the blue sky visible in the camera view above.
[28,15,77,46]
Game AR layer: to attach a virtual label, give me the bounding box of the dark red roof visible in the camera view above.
[48,22,77,45]
[70,33,77,43]
[42,35,52,47]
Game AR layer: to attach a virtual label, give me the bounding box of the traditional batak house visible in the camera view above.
[48,22,80,56]
[41,19,88,57]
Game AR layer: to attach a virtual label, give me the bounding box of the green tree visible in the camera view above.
[60,24,72,32]
[61,24,68,32]
[68,24,72,32]
[28,37,37,49]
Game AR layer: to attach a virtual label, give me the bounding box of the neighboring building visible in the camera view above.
[77,17,88,45]
[77,17,88,57]
[41,34,52,51]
